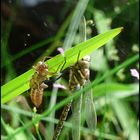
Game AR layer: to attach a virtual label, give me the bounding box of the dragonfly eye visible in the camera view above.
[83,55,90,61]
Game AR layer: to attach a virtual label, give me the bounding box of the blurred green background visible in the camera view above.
[1,0,139,140]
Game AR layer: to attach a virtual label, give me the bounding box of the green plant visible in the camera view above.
[1,27,123,104]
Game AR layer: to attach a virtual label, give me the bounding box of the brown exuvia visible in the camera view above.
[30,60,50,108]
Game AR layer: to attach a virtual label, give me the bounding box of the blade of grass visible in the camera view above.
[63,0,89,50]
[112,100,139,140]
[93,83,139,98]
[1,16,16,81]
[1,117,28,140]
[47,80,60,139]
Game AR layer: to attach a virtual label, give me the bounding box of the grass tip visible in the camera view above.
[120,27,124,31]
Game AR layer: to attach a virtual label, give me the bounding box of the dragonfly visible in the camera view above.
[52,53,97,140]
[70,16,97,140]
[52,16,97,140]
[70,54,97,140]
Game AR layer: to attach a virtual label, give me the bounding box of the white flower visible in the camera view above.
[130,69,139,80]
[53,83,67,89]
[57,47,64,56]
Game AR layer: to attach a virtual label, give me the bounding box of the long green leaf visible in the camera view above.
[93,83,139,98]
[1,27,123,103]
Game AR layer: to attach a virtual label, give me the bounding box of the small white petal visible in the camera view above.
[57,47,64,56]
[130,69,139,80]
[53,83,67,89]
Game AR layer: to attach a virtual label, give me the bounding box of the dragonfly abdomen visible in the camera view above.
[52,101,72,140]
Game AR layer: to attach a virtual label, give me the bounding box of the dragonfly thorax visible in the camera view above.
[69,55,90,90]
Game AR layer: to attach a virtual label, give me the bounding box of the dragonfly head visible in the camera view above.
[78,55,90,68]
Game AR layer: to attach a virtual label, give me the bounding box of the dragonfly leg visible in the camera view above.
[55,56,67,74]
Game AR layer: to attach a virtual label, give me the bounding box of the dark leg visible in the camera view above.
[44,57,67,84]
[76,50,81,63]
[60,56,66,72]
[55,56,67,74]
[42,56,53,62]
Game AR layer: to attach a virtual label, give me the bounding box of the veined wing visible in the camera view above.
[83,81,97,130]
[71,86,82,140]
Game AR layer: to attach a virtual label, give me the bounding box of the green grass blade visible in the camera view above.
[1,27,123,103]
[1,117,28,140]
[112,100,139,140]
[93,83,139,98]
[63,0,90,50]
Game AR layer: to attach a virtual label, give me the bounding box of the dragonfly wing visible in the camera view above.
[83,81,97,130]
[71,93,83,140]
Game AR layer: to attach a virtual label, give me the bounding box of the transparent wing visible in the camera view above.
[71,88,82,140]
[83,81,97,130]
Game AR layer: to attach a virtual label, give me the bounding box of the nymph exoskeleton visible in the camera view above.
[30,60,50,108]
[30,56,66,108]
